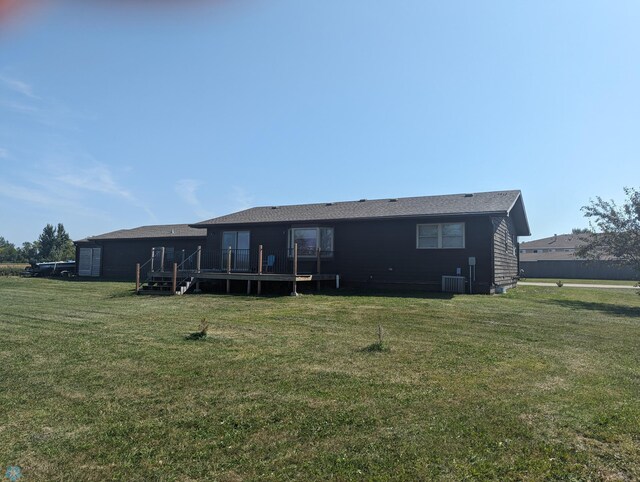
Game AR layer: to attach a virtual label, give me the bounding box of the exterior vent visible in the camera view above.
[358,199,366,202]
[271,206,278,209]
[464,193,473,198]
[170,229,175,234]
[325,203,333,206]
[389,198,398,202]
[442,275,466,294]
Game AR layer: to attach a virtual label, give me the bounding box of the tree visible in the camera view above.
[571,227,590,234]
[576,187,640,275]
[18,241,40,263]
[26,223,75,262]
[38,224,57,261]
[50,223,75,261]
[0,237,21,263]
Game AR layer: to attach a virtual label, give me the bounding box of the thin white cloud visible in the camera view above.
[56,165,134,200]
[0,74,40,100]
[0,99,39,114]
[0,148,8,159]
[0,71,89,131]
[231,185,254,211]
[54,164,157,220]
[175,179,213,220]
[0,181,99,217]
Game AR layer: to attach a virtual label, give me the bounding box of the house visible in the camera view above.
[74,224,206,279]
[519,233,636,280]
[180,190,530,294]
[519,233,586,259]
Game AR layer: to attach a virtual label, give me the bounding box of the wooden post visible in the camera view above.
[172,262,177,294]
[194,245,202,293]
[227,246,232,274]
[316,247,321,291]
[135,263,140,294]
[160,247,166,272]
[257,244,263,295]
[247,280,251,294]
[226,280,231,294]
[150,248,155,272]
[292,242,298,296]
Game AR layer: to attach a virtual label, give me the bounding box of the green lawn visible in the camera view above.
[521,278,637,286]
[1,278,639,480]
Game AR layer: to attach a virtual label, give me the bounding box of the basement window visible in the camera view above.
[417,223,465,249]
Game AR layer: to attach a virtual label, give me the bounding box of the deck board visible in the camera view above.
[150,271,338,283]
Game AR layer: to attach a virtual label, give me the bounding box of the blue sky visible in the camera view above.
[1,1,639,244]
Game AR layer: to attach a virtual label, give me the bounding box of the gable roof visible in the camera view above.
[76,224,207,242]
[520,251,578,261]
[192,190,531,236]
[520,233,590,250]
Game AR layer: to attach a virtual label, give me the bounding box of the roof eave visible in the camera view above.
[189,210,512,228]
[506,192,531,237]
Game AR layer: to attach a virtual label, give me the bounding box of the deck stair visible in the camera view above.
[138,274,195,296]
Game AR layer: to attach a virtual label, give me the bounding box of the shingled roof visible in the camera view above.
[77,224,206,242]
[192,190,531,235]
[520,233,590,250]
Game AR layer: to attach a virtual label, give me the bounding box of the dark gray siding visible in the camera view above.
[492,216,519,288]
[75,237,206,280]
[206,215,496,293]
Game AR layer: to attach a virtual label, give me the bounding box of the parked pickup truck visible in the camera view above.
[23,261,76,278]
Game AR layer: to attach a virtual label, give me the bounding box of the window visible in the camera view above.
[288,227,334,257]
[417,223,465,249]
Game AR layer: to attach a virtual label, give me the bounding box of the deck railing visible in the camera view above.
[164,244,333,276]
[136,244,335,295]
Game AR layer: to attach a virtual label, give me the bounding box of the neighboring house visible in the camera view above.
[519,233,636,280]
[519,233,586,260]
[74,224,207,279]
[187,190,530,294]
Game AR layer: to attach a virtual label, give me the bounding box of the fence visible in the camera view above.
[520,260,637,280]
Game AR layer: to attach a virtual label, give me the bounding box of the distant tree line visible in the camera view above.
[0,223,75,264]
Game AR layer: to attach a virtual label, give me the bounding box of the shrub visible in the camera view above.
[0,265,28,277]
[556,280,564,287]
[185,318,209,340]
[363,324,390,352]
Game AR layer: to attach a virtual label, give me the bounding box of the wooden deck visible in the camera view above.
[136,244,339,296]
[194,271,338,282]
[140,269,340,295]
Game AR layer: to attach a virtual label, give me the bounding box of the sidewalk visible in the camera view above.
[519,282,638,290]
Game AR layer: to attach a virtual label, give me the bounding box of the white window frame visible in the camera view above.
[288,227,334,258]
[416,223,465,249]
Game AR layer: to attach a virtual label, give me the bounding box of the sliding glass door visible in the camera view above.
[221,231,250,271]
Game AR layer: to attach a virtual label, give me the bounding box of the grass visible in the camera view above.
[1,278,639,480]
[521,277,637,286]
